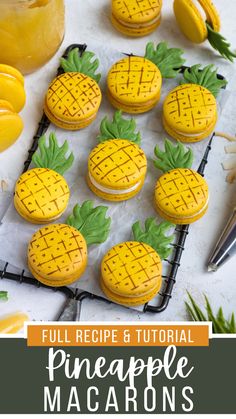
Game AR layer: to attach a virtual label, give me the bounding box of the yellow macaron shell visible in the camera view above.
[163,84,217,143]
[198,0,220,32]
[0,64,26,112]
[173,0,220,43]
[87,139,147,201]
[101,241,162,306]
[14,168,70,223]
[44,72,102,130]
[107,56,162,113]
[0,99,23,152]
[28,224,87,287]
[155,168,209,224]
[111,0,162,36]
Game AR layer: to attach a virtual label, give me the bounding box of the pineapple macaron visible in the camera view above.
[107,41,185,114]
[101,218,174,306]
[28,201,111,287]
[44,48,102,130]
[154,139,209,224]
[173,0,236,61]
[87,110,147,201]
[0,64,26,112]
[14,133,74,224]
[0,99,23,152]
[163,64,227,143]
[111,0,162,37]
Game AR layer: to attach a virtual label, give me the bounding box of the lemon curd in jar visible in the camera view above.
[0,0,65,74]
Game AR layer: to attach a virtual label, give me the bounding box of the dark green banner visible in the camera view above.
[0,338,235,414]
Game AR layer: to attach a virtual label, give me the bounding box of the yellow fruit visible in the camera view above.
[0,312,29,334]
[111,0,162,37]
[87,139,147,201]
[163,84,217,143]
[14,168,70,223]
[155,168,209,224]
[107,56,162,113]
[0,99,23,152]
[0,64,26,112]
[28,224,87,287]
[101,241,162,306]
[44,72,102,130]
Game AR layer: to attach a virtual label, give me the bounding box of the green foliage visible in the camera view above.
[0,291,8,301]
[206,22,236,62]
[154,139,194,173]
[66,201,111,246]
[60,48,101,83]
[132,218,174,260]
[97,110,141,145]
[144,41,185,78]
[186,293,236,333]
[32,133,74,175]
[182,64,227,97]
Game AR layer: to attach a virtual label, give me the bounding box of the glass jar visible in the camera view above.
[0,0,65,74]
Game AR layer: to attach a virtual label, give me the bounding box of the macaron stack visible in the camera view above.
[44,48,102,130]
[0,64,26,151]
[14,133,74,224]
[87,111,147,201]
[111,0,163,37]
[28,201,111,287]
[107,42,185,114]
[154,139,209,224]
[100,219,174,306]
[163,64,226,143]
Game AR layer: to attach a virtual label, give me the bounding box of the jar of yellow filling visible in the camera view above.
[0,0,65,74]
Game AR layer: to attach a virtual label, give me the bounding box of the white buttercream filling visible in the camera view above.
[175,130,207,138]
[114,13,161,28]
[89,172,141,195]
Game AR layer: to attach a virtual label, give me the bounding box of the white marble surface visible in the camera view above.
[0,0,236,324]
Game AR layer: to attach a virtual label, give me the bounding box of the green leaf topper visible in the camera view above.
[67,200,111,246]
[182,64,227,97]
[0,291,8,301]
[154,139,194,173]
[145,41,186,78]
[97,111,141,145]
[206,22,236,63]
[60,48,101,83]
[186,292,236,333]
[132,218,174,260]
[32,133,74,176]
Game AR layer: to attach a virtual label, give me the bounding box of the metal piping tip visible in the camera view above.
[207,263,218,272]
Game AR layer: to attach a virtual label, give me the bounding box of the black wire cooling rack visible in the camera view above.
[0,44,225,319]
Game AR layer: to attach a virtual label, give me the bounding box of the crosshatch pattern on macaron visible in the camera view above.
[14,168,70,222]
[155,168,208,217]
[112,0,162,23]
[88,139,147,188]
[46,72,101,121]
[163,84,217,133]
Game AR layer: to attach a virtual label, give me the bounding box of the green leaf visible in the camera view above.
[186,292,207,321]
[144,41,185,78]
[182,63,227,97]
[97,110,141,145]
[32,133,74,175]
[66,200,111,246]
[186,293,236,333]
[0,291,8,301]
[132,218,175,260]
[60,48,101,82]
[154,139,194,173]
[206,22,236,62]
